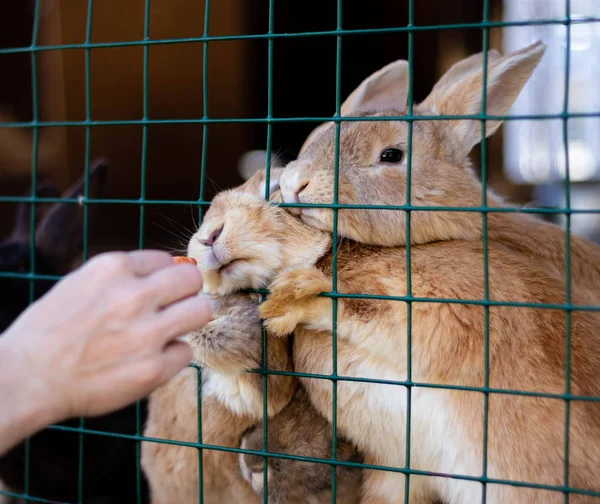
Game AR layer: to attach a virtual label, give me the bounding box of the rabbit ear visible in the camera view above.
[35,158,108,269]
[341,59,409,116]
[8,183,61,242]
[236,165,284,199]
[299,60,409,155]
[238,150,283,181]
[237,151,283,199]
[299,122,331,156]
[422,40,546,157]
[421,49,502,110]
[258,168,283,199]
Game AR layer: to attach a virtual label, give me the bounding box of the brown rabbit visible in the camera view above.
[189,167,368,503]
[141,293,295,504]
[239,385,363,504]
[143,165,349,504]
[260,245,600,503]
[254,43,600,503]
[278,41,600,298]
[189,175,456,503]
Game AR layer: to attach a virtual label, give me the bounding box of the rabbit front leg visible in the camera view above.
[261,268,397,357]
[186,315,263,374]
[259,268,334,337]
[187,295,295,418]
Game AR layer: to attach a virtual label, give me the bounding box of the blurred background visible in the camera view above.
[1,0,599,258]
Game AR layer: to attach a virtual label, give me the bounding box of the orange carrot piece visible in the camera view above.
[173,256,197,266]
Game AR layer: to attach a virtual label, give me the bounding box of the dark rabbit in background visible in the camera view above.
[0,159,149,504]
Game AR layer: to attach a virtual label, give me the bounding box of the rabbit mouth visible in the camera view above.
[218,258,244,274]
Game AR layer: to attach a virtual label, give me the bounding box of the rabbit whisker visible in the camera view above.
[154,213,195,239]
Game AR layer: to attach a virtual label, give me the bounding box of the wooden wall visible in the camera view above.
[1,0,527,253]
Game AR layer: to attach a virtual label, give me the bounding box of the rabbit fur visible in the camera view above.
[191,41,600,503]
[141,291,294,504]
[239,384,363,504]
[143,164,364,503]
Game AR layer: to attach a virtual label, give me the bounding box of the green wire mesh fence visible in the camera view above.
[1,0,600,502]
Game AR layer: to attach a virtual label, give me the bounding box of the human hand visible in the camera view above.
[0,250,211,426]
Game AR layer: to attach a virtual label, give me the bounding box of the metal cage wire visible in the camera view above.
[1,0,600,503]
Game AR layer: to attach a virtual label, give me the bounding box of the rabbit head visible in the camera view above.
[278,41,546,246]
[188,165,331,295]
[0,159,108,333]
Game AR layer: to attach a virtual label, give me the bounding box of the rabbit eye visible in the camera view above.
[380,148,404,163]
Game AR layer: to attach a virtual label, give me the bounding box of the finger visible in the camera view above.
[127,250,176,277]
[153,295,213,344]
[155,341,194,386]
[144,264,203,308]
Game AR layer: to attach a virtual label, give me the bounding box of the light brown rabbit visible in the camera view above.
[143,164,359,504]
[278,41,600,298]
[191,173,456,503]
[239,384,363,504]
[189,168,369,503]
[141,293,295,504]
[255,43,600,503]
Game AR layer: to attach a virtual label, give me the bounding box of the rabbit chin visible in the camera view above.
[201,260,278,296]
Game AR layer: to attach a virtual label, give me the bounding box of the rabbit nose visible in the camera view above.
[293,180,309,203]
[200,225,223,247]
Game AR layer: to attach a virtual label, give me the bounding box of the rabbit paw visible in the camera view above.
[260,268,331,336]
[263,311,303,337]
[261,268,332,317]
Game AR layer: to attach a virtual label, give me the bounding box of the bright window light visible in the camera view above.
[502,0,600,184]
